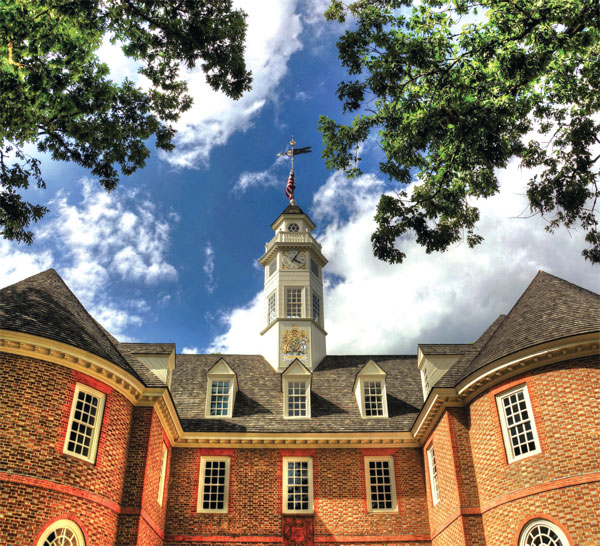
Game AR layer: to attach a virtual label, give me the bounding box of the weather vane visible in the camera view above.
[277,136,311,204]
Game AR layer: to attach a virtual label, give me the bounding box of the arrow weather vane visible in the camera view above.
[277,137,311,204]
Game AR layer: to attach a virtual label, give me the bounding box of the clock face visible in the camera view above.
[282,250,306,269]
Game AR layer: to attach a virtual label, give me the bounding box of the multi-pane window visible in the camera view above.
[519,519,570,546]
[209,380,230,416]
[310,259,319,277]
[427,445,440,505]
[38,520,85,546]
[496,385,540,462]
[312,294,320,322]
[283,458,313,513]
[286,288,302,318]
[363,381,385,416]
[198,457,230,513]
[64,384,105,463]
[364,457,397,512]
[157,442,168,505]
[268,258,277,277]
[268,292,277,324]
[286,380,308,418]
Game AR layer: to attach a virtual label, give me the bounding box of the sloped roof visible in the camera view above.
[435,271,600,388]
[172,354,423,433]
[120,343,175,355]
[0,269,143,382]
[419,344,472,355]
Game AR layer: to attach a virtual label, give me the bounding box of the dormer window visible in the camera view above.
[205,359,238,418]
[354,361,388,418]
[282,360,312,419]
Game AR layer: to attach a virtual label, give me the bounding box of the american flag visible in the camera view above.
[285,169,295,201]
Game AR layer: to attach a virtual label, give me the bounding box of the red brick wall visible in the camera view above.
[468,356,600,544]
[0,353,133,544]
[165,447,429,544]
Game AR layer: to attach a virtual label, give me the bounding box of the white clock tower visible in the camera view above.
[259,202,327,371]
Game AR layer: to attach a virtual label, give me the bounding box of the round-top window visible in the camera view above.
[288,223,299,232]
[520,519,570,546]
[38,520,85,546]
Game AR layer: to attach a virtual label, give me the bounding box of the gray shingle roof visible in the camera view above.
[0,269,144,382]
[460,271,600,378]
[120,343,175,355]
[435,271,600,388]
[171,354,423,433]
[419,344,472,355]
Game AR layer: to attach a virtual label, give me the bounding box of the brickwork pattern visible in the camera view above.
[469,357,599,504]
[0,482,119,546]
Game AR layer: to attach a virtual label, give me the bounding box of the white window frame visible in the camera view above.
[426,445,440,505]
[286,287,303,318]
[206,378,235,418]
[283,378,311,419]
[312,293,321,323]
[268,257,278,277]
[37,519,85,546]
[519,519,570,546]
[496,384,541,463]
[267,291,277,324]
[63,383,106,463]
[157,442,168,506]
[364,456,398,513]
[282,457,314,514]
[197,456,231,513]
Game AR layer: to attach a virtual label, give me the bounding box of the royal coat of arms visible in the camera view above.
[282,326,309,361]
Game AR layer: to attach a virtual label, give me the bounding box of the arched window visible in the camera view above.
[38,520,85,546]
[519,519,570,546]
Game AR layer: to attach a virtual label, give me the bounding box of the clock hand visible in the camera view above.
[292,252,302,263]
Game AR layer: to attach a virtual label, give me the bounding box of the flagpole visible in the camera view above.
[290,136,296,174]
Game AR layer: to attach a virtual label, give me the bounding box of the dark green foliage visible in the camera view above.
[320,0,600,263]
[1,0,251,243]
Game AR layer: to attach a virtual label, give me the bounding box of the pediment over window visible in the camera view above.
[205,358,238,418]
[353,360,388,418]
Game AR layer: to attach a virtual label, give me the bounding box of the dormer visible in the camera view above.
[353,360,388,418]
[121,343,176,388]
[281,359,312,419]
[205,359,238,419]
[417,345,470,400]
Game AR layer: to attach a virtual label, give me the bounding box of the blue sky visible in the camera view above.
[3,0,598,356]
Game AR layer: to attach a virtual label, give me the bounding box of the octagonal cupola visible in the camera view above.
[258,203,327,371]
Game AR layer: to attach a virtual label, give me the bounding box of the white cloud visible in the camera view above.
[206,162,599,356]
[163,0,303,168]
[0,240,54,288]
[203,243,216,294]
[181,346,200,354]
[295,91,311,101]
[2,179,178,339]
[233,155,289,193]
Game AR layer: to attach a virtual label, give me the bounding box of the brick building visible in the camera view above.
[1,202,599,546]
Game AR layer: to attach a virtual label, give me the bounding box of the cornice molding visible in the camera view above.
[0,330,146,404]
[411,333,599,442]
[3,330,597,449]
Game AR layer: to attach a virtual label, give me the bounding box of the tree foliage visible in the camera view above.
[1,0,251,243]
[320,0,600,263]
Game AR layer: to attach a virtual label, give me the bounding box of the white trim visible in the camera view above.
[197,456,231,513]
[363,456,397,513]
[63,383,105,464]
[37,519,85,546]
[282,457,314,514]
[519,519,570,545]
[285,286,304,318]
[205,378,235,418]
[355,378,389,418]
[426,445,440,505]
[283,378,311,419]
[496,384,541,463]
[157,442,168,505]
